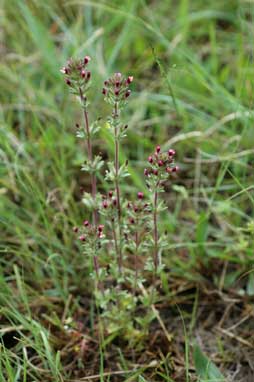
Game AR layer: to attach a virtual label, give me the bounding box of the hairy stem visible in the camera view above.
[134,230,139,293]
[112,219,120,269]
[79,87,97,224]
[153,189,158,272]
[113,101,123,273]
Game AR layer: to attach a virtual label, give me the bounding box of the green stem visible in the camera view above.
[113,102,123,274]
[153,189,158,272]
[79,87,97,225]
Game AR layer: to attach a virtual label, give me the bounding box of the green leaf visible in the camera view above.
[196,211,209,256]
[196,211,209,244]
[138,376,148,382]
[194,345,225,382]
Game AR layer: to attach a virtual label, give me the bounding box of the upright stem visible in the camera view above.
[153,189,158,272]
[113,102,123,273]
[93,253,104,295]
[134,230,139,293]
[79,87,97,224]
[112,219,120,271]
[113,103,121,219]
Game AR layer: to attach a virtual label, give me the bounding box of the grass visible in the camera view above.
[1,0,254,381]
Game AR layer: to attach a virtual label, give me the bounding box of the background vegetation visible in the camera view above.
[1,0,254,381]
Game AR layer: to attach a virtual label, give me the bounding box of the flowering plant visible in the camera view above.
[61,56,179,345]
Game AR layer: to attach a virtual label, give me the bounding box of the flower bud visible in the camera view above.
[84,56,91,65]
[81,70,86,78]
[79,235,86,242]
[126,76,133,84]
[115,72,122,79]
[65,78,71,86]
[108,190,113,198]
[153,169,158,176]
[156,145,161,153]
[102,88,107,95]
[114,89,120,96]
[125,90,131,98]
[137,192,144,200]
[98,225,104,232]
[144,168,149,176]
[166,167,172,173]
[129,218,135,224]
[158,160,164,167]
[168,149,175,157]
[60,66,68,74]
[148,156,153,163]
[104,80,109,86]
[86,71,91,80]
[102,200,108,208]
[83,220,89,227]
[172,166,179,172]
[115,81,120,87]
[73,226,79,233]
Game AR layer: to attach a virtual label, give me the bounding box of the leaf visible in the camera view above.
[196,211,209,256]
[138,376,148,382]
[196,211,209,244]
[194,345,225,382]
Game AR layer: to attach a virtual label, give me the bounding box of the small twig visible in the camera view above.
[0,325,24,334]
[216,327,253,348]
